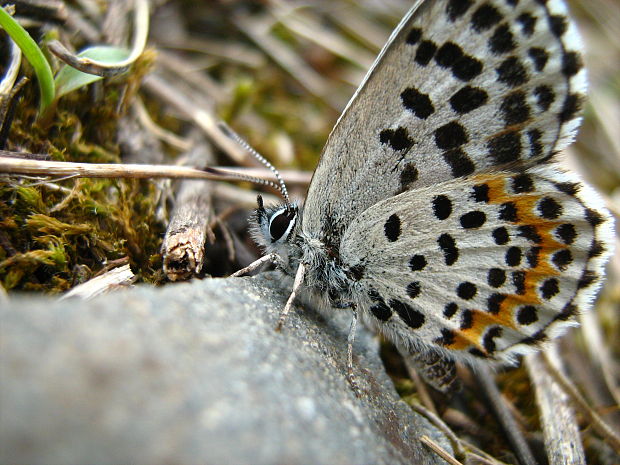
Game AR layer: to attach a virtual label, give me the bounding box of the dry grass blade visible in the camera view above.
[48,0,149,77]
[475,364,537,465]
[0,77,28,149]
[272,3,375,69]
[409,402,463,458]
[402,355,439,416]
[142,73,250,163]
[233,12,334,105]
[0,36,22,95]
[419,435,463,465]
[0,153,311,187]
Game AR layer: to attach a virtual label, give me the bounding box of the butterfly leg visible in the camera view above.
[346,306,362,396]
[275,262,306,331]
[231,253,280,277]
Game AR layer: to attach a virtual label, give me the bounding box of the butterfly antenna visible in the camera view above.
[218,122,291,205]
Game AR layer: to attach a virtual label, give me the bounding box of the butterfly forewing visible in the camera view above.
[340,167,613,362]
[302,0,587,248]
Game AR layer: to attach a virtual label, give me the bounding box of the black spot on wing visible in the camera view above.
[444,302,458,319]
[399,163,419,192]
[432,195,453,220]
[501,91,530,126]
[446,0,473,22]
[527,129,543,157]
[488,131,522,164]
[588,240,606,258]
[390,299,425,329]
[457,282,477,300]
[460,309,474,329]
[549,14,567,37]
[415,40,437,65]
[577,270,598,289]
[369,289,392,321]
[499,202,519,222]
[488,268,506,288]
[555,223,577,244]
[554,182,580,196]
[435,328,456,346]
[492,227,510,245]
[380,127,414,151]
[540,278,559,299]
[526,246,541,268]
[560,94,583,122]
[435,42,463,68]
[483,327,503,354]
[453,55,483,81]
[384,214,401,242]
[585,208,605,227]
[533,85,555,111]
[406,28,422,45]
[517,225,542,243]
[489,24,516,55]
[496,56,528,87]
[552,249,573,271]
[450,86,488,114]
[443,149,476,177]
[401,87,435,119]
[409,255,427,271]
[562,51,583,78]
[512,271,526,295]
[472,184,490,202]
[511,173,534,193]
[438,233,459,266]
[505,246,522,267]
[370,302,392,321]
[517,12,537,36]
[406,282,422,299]
[470,4,502,31]
[434,121,469,150]
[538,197,563,219]
[435,42,483,81]
[487,293,506,314]
[528,47,549,72]
[460,211,486,229]
[517,305,538,325]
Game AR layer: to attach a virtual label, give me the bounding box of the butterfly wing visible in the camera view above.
[302,0,587,249]
[339,166,613,362]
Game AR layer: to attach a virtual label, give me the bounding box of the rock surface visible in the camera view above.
[0,273,451,465]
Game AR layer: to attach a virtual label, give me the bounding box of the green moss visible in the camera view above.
[1,62,164,292]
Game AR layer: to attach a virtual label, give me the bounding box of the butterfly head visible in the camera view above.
[252,195,300,253]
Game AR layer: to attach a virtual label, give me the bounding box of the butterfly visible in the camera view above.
[232,0,614,391]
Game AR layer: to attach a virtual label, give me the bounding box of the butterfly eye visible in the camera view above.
[269,207,297,242]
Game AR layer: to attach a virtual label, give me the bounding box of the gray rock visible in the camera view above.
[0,273,451,465]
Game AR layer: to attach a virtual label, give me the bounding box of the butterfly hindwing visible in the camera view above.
[302,0,587,250]
[339,165,613,362]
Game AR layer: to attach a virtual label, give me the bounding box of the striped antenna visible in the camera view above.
[218,122,291,205]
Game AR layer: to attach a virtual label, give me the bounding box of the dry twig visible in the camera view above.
[526,347,586,465]
[59,264,135,300]
[162,144,216,281]
[541,350,620,454]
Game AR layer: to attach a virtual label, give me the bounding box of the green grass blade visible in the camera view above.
[54,46,131,98]
[0,6,55,116]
